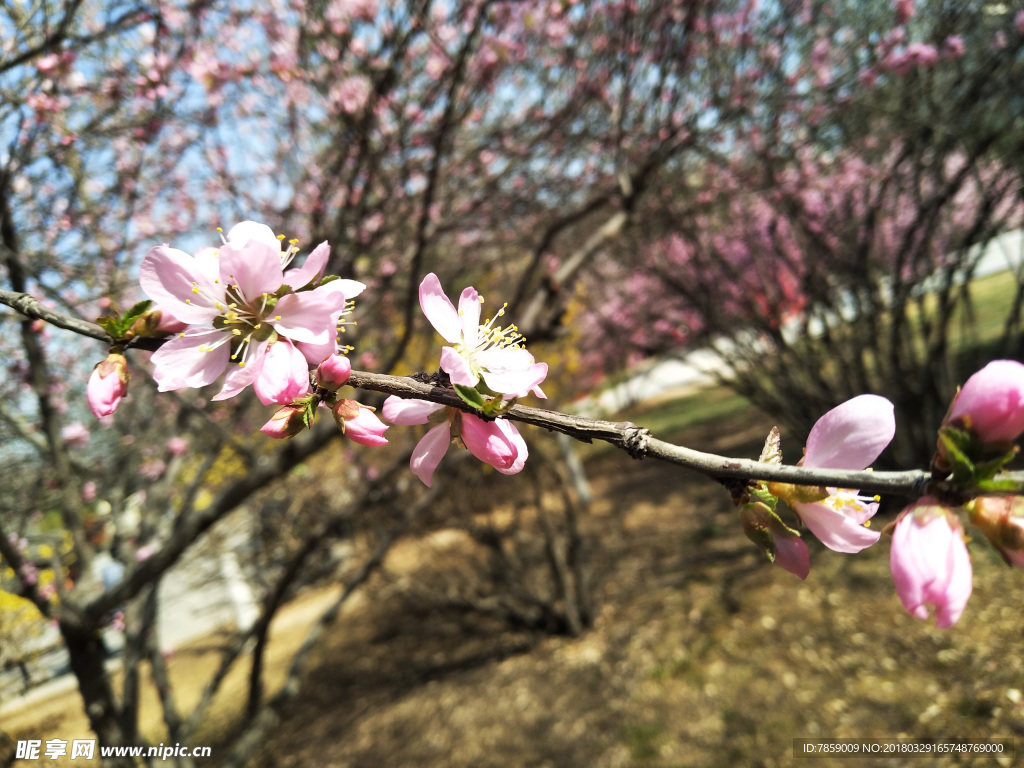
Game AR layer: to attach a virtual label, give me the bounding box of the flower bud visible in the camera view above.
[890,498,972,627]
[331,399,388,446]
[260,404,308,439]
[968,495,1024,569]
[944,360,1024,445]
[740,502,810,579]
[317,354,352,390]
[87,352,130,418]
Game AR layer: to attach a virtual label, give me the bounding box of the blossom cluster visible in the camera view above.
[749,360,1024,628]
[81,220,1024,631]
[381,274,547,486]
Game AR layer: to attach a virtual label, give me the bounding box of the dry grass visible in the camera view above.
[4,402,1024,767]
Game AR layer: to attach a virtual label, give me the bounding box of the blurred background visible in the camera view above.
[1,0,1023,765]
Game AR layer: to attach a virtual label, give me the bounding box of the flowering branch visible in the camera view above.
[0,286,1017,498]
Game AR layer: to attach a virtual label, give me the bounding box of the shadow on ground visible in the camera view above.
[253,408,1024,768]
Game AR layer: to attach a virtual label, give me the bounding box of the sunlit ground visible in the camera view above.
[6,392,1021,767]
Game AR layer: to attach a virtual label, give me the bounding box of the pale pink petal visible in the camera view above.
[309,278,366,302]
[934,531,972,628]
[440,346,477,386]
[796,502,881,553]
[150,330,229,391]
[219,240,284,300]
[381,397,444,425]
[285,241,331,289]
[344,408,389,446]
[213,350,262,400]
[804,394,895,470]
[226,221,280,250]
[456,286,481,343]
[418,273,462,344]
[271,292,336,344]
[492,418,528,475]
[460,414,517,470]
[410,423,452,486]
[252,341,311,405]
[296,335,338,365]
[140,246,223,324]
[480,360,548,398]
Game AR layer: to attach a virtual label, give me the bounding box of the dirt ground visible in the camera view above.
[4,407,1024,767]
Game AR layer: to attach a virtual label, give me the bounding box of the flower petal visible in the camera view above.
[150,330,229,391]
[773,533,810,580]
[382,397,445,425]
[796,501,881,553]
[804,394,895,470]
[457,286,481,344]
[252,341,311,405]
[226,221,281,250]
[440,346,478,387]
[492,418,528,475]
[460,414,517,470]
[219,239,285,301]
[410,423,452,487]
[272,292,336,344]
[419,273,462,344]
[285,241,331,289]
[140,246,223,324]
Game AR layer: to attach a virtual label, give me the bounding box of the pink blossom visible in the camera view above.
[331,400,388,446]
[82,481,97,503]
[890,498,972,627]
[166,436,188,456]
[140,459,167,480]
[776,395,895,553]
[418,273,547,397]
[382,397,527,487]
[944,360,1024,445]
[943,35,964,59]
[139,222,363,401]
[87,352,130,418]
[895,0,915,25]
[61,421,90,447]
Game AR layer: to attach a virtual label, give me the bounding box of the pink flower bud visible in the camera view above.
[61,421,90,447]
[331,399,388,446]
[82,481,97,503]
[260,404,308,439]
[740,502,810,580]
[316,354,352,390]
[87,352,129,418]
[890,498,972,628]
[944,360,1024,445]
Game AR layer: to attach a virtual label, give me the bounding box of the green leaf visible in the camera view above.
[482,396,516,417]
[973,477,1022,493]
[454,384,486,410]
[121,300,153,326]
[96,316,121,337]
[749,484,778,513]
[938,428,976,483]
